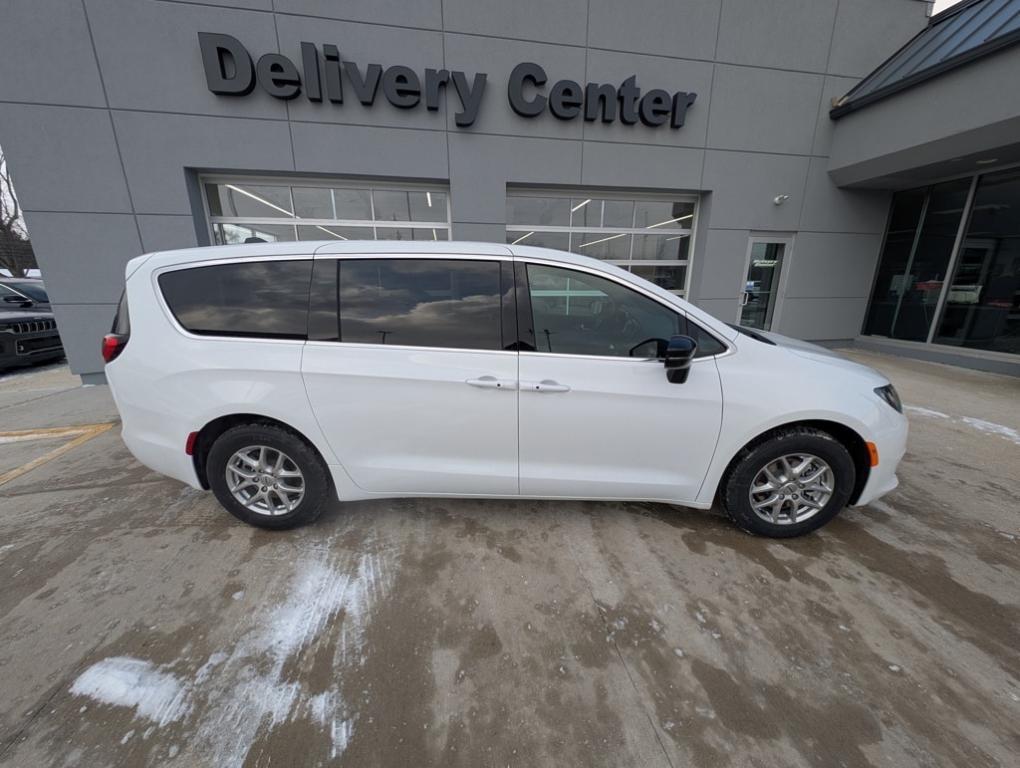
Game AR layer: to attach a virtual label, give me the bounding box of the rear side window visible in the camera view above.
[159,259,312,339]
[338,259,503,350]
[112,291,130,335]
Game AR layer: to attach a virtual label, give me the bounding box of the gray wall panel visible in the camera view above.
[441,0,588,46]
[113,111,295,214]
[691,297,737,324]
[291,123,448,179]
[451,222,505,242]
[587,0,722,60]
[277,16,447,131]
[0,104,132,213]
[716,0,838,72]
[799,158,890,233]
[443,34,586,139]
[449,133,583,224]
[580,142,703,190]
[708,66,822,155]
[702,151,810,231]
[774,296,868,340]
[85,0,286,119]
[693,228,750,300]
[274,0,442,29]
[828,0,929,78]
[784,232,883,299]
[811,76,860,156]
[50,303,117,372]
[137,215,202,254]
[22,212,142,304]
[0,0,106,106]
[582,50,714,147]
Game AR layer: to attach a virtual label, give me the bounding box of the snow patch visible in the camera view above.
[70,657,190,726]
[904,405,949,419]
[906,405,1020,446]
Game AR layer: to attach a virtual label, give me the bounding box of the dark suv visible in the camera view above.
[0,284,63,371]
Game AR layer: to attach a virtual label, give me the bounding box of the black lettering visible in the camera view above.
[618,75,640,125]
[584,82,617,123]
[323,45,343,103]
[639,89,671,126]
[671,91,697,128]
[343,61,383,105]
[507,62,547,118]
[257,53,301,100]
[424,68,450,111]
[301,42,322,102]
[198,32,255,96]
[451,71,487,127]
[549,79,582,120]
[382,65,421,108]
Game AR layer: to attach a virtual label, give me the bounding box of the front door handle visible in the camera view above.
[466,375,516,390]
[523,379,571,393]
[740,291,751,306]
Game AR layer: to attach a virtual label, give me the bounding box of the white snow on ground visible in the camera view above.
[70,657,190,726]
[190,550,390,765]
[67,550,390,766]
[905,405,1020,446]
[904,405,949,419]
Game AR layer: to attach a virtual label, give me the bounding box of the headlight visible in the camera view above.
[874,384,902,413]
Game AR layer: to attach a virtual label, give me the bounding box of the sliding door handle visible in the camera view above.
[523,379,571,393]
[466,376,516,390]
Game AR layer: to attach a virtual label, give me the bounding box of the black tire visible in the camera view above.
[207,424,331,530]
[721,426,855,538]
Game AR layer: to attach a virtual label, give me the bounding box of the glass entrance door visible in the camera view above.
[739,240,788,330]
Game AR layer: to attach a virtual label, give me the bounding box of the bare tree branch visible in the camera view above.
[0,145,36,276]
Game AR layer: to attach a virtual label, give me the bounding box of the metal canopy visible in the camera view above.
[831,0,1020,118]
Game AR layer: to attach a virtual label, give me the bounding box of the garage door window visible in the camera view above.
[507,193,696,296]
[204,180,451,244]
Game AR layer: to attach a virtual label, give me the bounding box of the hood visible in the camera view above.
[753,329,888,385]
[0,311,53,323]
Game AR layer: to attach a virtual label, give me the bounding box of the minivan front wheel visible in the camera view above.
[721,427,855,538]
[207,424,330,529]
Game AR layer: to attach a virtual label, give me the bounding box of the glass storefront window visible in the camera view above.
[933,168,1020,354]
[204,180,450,244]
[862,178,970,342]
[506,191,696,296]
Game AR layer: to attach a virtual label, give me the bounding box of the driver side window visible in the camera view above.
[525,264,682,357]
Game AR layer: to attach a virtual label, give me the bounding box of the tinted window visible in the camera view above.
[685,319,726,357]
[339,259,503,350]
[159,260,312,338]
[4,282,48,302]
[526,264,682,357]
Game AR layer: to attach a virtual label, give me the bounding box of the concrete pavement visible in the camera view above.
[0,351,1017,767]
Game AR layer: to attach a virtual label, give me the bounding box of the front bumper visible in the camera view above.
[851,409,908,507]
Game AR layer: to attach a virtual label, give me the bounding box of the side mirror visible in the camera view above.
[663,335,697,384]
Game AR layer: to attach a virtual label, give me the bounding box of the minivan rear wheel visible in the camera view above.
[721,427,855,538]
[207,424,331,529]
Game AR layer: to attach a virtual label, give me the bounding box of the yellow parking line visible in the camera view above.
[0,423,116,487]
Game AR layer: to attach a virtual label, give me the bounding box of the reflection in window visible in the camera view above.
[159,260,312,338]
[934,168,1020,354]
[339,259,503,350]
[506,192,696,296]
[204,181,450,244]
[526,264,682,357]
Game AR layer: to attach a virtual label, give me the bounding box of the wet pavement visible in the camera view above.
[0,352,1017,767]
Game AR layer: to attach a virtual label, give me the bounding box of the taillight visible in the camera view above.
[102,333,128,363]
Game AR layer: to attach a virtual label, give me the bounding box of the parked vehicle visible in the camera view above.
[104,242,907,537]
[0,307,63,371]
[0,278,51,311]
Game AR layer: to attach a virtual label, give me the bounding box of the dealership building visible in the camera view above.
[2,0,1020,382]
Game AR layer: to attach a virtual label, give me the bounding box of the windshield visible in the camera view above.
[0,284,29,302]
[5,282,48,302]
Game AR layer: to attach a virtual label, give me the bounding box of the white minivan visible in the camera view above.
[104,241,907,537]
